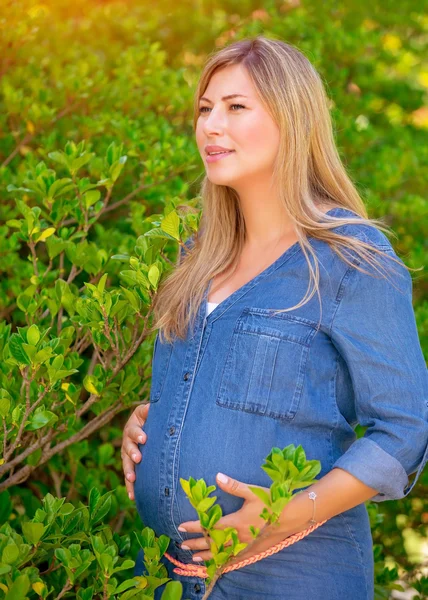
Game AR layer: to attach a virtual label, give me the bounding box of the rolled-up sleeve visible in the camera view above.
[329,246,428,502]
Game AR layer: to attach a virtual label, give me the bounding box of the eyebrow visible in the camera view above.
[199,94,248,104]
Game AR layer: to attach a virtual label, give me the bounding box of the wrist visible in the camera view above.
[277,489,314,537]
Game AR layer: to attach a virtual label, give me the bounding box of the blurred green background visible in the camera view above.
[0,1,427,598]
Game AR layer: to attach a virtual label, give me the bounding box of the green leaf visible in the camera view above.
[22,343,37,361]
[55,547,70,566]
[97,273,108,294]
[48,151,69,167]
[196,496,216,513]
[160,581,183,600]
[90,492,112,526]
[83,375,101,396]
[180,478,191,497]
[26,324,40,346]
[208,504,222,529]
[5,574,30,599]
[160,211,180,241]
[157,534,170,558]
[6,219,22,229]
[111,254,130,261]
[26,410,58,431]
[89,488,101,514]
[209,529,226,547]
[248,486,271,507]
[8,335,31,365]
[110,156,127,182]
[115,579,139,594]
[2,544,19,564]
[35,227,55,243]
[120,286,140,311]
[148,264,160,288]
[113,559,135,573]
[0,396,11,418]
[84,190,101,209]
[22,521,45,545]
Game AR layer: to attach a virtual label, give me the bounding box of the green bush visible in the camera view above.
[1,1,427,599]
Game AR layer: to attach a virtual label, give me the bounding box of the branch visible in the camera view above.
[0,400,141,492]
[3,380,49,463]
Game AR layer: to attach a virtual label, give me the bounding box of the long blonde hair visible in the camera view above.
[150,36,419,344]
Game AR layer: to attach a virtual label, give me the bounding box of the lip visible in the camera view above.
[206,150,235,164]
[205,145,234,154]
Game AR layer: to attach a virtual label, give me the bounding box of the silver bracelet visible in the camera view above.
[308,490,318,525]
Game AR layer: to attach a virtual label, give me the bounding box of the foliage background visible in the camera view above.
[0,0,427,598]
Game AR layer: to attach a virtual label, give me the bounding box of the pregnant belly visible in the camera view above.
[133,401,330,539]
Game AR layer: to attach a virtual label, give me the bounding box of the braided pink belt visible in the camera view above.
[164,519,327,578]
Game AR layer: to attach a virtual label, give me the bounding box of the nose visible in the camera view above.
[201,107,226,136]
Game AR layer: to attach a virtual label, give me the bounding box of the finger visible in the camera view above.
[215,473,254,500]
[125,478,135,501]
[122,424,147,452]
[122,454,136,500]
[122,453,137,482]
[122,404,149,443]
[125,424,147,444]
[133,402,150,425]
[178,521,203,533]
[180,537,210,552]
[192,551,212,562]
[122,440,142,464]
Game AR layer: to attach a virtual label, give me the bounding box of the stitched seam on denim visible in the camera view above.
[244,306,320,328]
[287,344,309,422]
[337,512,370,598]
[151,338,173,403]
[170,312,206,542]
[329,261,359,337]
[265,337,280,417]
[237,328,309,346]
[328,353,341,468]
[246,335,263,411]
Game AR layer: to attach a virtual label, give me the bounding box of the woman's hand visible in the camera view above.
[121,403,150,500]
[177,473,294,564]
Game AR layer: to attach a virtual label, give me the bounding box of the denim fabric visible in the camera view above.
[133,207,428,599]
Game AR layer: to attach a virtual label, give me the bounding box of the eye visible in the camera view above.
[198,104,245,114]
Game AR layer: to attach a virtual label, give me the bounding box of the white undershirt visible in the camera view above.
[206,300,219,315]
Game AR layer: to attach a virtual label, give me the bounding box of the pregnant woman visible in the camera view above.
[121,36,428,599]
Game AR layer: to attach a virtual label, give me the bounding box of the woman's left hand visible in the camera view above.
[177,473,293,564]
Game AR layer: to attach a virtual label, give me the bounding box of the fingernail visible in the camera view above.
[181,544,190,550]
[193,556,203,562]
[138,436,145,443]
[128,492,133,500]
[132,454,139,461]
[178,526,186,532]
[126,473,133,480]
[217,473,228,484]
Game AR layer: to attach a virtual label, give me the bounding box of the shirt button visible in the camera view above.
[194,584,201,593]
[164,487,169,496]
[169,426,175,436]
[183,372,190,381]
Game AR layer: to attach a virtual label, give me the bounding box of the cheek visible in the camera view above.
[239,115,280,162]
[195,123,204,151]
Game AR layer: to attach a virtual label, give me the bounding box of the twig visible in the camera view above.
[0,400,134,492]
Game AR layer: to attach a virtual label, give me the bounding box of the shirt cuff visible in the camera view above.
[332,437,409,502]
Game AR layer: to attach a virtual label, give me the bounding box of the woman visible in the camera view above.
[121,37,428,599]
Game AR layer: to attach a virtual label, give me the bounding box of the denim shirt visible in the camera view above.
[134,207,428,550]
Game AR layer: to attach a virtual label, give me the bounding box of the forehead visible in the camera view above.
[201,64,254,100]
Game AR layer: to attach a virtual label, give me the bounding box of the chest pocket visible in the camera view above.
[216,308,318,421]
[150,332,173,403]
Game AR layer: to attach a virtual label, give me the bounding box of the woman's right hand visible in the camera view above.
[121,403,150,501]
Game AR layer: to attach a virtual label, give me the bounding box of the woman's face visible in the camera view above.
[195,64,280,188]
